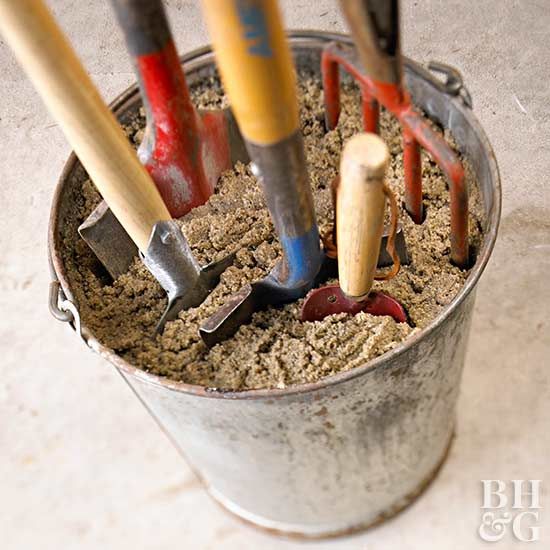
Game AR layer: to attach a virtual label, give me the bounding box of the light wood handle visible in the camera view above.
[337,133,389,300]
[201,0,299,145]
[0,0,170,251]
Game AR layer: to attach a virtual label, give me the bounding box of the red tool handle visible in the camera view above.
[111,0,211,216]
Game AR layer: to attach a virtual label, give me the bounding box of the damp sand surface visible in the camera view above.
[63,74,485,390]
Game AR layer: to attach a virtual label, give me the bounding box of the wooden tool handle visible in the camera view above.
[0,0,170,251]
[201,0,299,145]
[337,133,389,301]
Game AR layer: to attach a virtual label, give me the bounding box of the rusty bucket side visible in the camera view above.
[48,32,501,538]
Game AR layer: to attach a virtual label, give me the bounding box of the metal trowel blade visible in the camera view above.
[301,286,408,323]
[78,201,137,279]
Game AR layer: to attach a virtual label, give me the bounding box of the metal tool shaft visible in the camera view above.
[249,132,321,289]
[339,0,402,84]
[199,0,324,344]
[202,0,323,286]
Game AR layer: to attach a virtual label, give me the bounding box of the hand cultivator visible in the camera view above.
[323,0,469,269]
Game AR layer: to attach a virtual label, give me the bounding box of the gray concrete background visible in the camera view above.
[1,1,548,549]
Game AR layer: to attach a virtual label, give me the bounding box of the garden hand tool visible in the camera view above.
[319,174,409,270]
[322,0,469,268]
[0,0,233,331]
[79,0,248,279]
[198,0,324,347]
[301,133,407,323]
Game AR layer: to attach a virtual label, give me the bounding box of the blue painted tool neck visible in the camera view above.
[278,226,322,288]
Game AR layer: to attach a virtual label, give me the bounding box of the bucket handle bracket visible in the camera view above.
[49,279,84,341]
[427,61,473,109]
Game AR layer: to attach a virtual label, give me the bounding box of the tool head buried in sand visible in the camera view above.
[142,221,235,332]
[301,133,407,323]
[199,0,324,346]
[326,0,469,269]
[301,288,407,323]
[199,1,411,347]
[78,0,247,280]
[0,0,232,334]
[200,224,409,347]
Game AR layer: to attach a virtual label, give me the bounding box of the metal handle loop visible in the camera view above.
[427,61,473,108]
[49,280,84,342]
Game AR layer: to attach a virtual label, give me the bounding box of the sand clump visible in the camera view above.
[63,73,485,390]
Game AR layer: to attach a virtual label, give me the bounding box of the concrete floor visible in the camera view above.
[1,1,549,549]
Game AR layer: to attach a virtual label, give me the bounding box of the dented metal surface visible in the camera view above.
[48,32,501,537]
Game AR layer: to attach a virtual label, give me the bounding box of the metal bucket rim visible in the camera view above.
[48,30,501,400]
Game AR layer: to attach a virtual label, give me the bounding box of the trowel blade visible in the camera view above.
[300,286,408,323]
[78,201,137,279]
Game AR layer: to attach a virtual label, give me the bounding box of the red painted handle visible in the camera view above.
[136,42,211,215]
[110,0,210,216]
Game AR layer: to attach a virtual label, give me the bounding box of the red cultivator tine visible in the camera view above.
[360,84,380,134]
[321,42,469,268]
[402,125,423,224]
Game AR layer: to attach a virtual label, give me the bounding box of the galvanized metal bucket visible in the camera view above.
[48,31,501,538]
